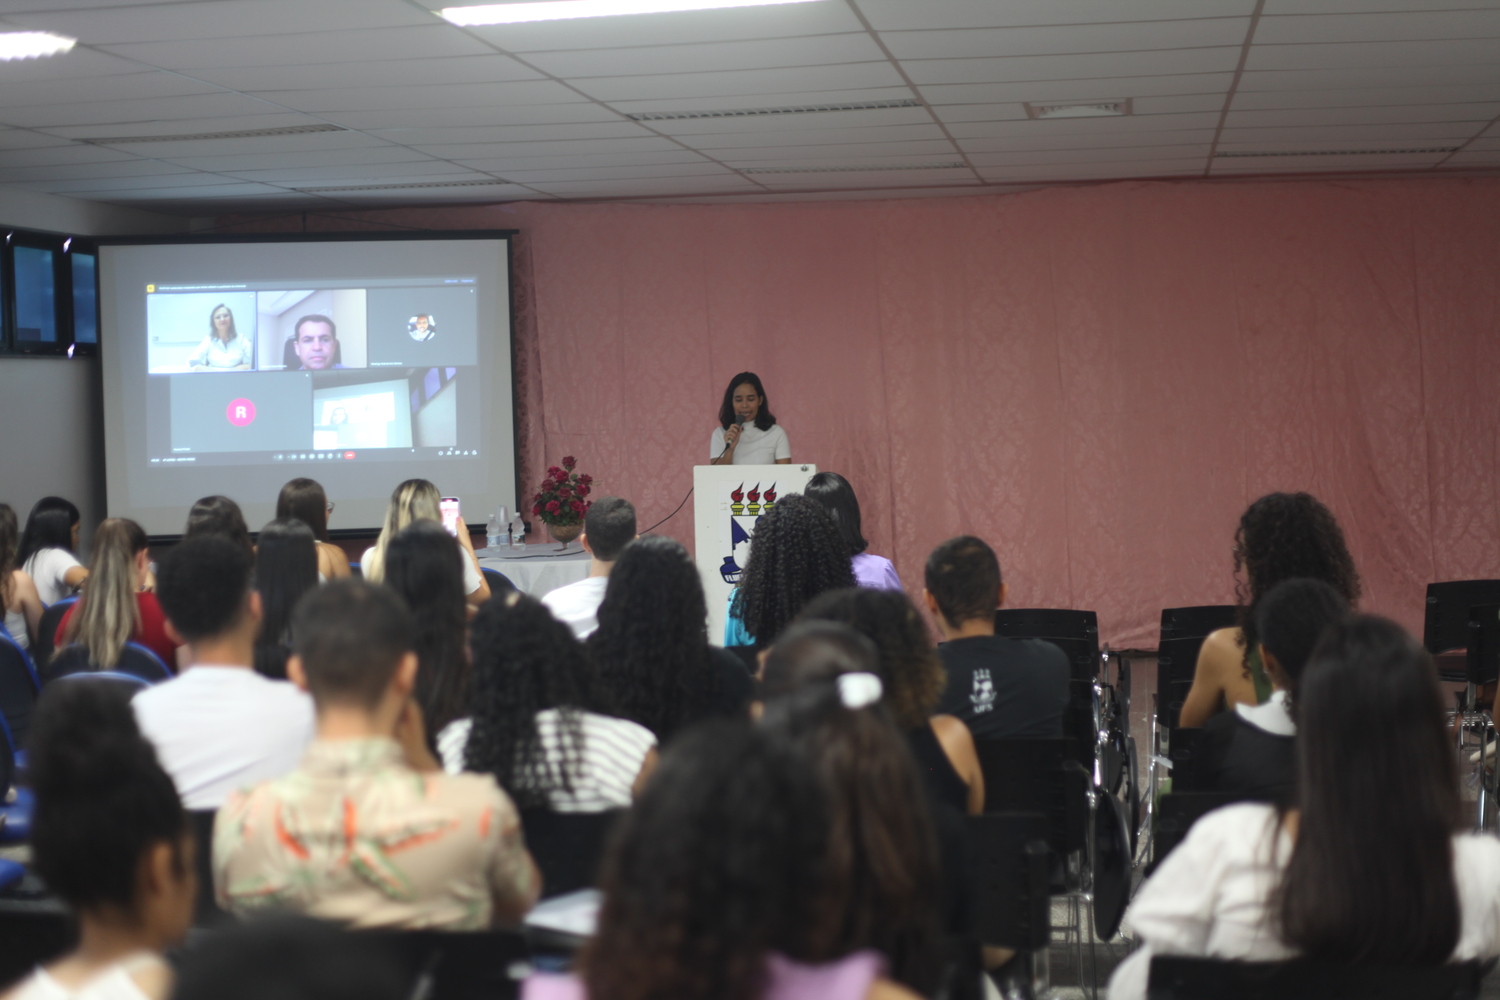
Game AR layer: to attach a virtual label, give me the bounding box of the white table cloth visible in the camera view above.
[478,543,591,598]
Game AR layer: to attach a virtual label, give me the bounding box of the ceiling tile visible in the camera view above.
[98,25,496,70]
[523,33,884,78]
[714,138,960,162]
[1,0,434,43]
[42,112,327,140]
[1217,121,1480,145]
[942,112,1220,142]
[1440,149,1500,166]
[369,122,651,145]
[0,143,142,167]
[1246,39,1500,73]
[188,55,544,92]
[750,169,977,190]
[1226,103,1500,129]
[246,80,584,114]
[0,92,284,130]
[1232,82,1500,110]
[451,149,715,171]
[1208,152,1447,172]
[966,144,1211,166]
[307,183,544,203]
[904,47,1242,87]
[856,0,1254,31]
[222,164,482,185]
[27,172,238,194]
[1253,10,1500,45]
[883,18,1250,60]
[977,158,1204,180]
[954,128,1218,151]
[0,128,74,150]
[320,104,621,130]
[573,63,906,103]
[523,175,764,196]
[921,72,1235,106]
[85,128,392,160]
[159,144,436,171]
[457,2,863,52]
[0,45,142,82]
[1237,64,1500,93]
[0,158,196,183]
[647,104,934,135]
[0,71,224,109]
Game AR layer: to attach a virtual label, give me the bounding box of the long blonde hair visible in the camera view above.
[61,518,146,670]
[361,479,441,583]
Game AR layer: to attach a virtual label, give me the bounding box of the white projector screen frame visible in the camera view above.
[98,231,518,538]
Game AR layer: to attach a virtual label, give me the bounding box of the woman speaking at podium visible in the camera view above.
[710,371,791,466]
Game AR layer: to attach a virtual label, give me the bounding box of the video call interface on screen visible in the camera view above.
[145,277,481,467]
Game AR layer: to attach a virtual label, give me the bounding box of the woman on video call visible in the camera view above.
[186,303,251,370]
[710,371,791,466]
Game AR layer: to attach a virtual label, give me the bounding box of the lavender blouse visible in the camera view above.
[522,950,884,1000]
[851,552,903,592]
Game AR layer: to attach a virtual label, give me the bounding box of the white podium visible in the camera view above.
[693,463,817,644]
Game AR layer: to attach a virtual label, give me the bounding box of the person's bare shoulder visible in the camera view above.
[128,960,174,1000]
[866,978,923,1000]
[1198,627,1244,674]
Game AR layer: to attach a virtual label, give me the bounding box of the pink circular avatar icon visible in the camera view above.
[226,398,257,427]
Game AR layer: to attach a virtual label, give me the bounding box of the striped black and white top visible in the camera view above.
[437,708,656,813]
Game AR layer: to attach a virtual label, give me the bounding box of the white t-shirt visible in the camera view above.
[438,708,655,813]
[360,544,483,596]
[5,608,29,650]
[541,576,609,639]
[186,333,251,369]
[710,423,790,466]
[1109,803,1500,1000]
[132,665,315,811]
[24,548,82,606]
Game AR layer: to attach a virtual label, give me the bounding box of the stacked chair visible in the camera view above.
[1422,580,1500,831]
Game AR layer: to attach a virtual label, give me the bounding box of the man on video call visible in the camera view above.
[292,315,347,371]
[409,314,435,343]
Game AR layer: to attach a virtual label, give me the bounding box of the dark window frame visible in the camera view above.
[0,227,98,358]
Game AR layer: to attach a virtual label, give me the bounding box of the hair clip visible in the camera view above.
[837,672,883,710]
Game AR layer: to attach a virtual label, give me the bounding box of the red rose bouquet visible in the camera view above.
[531,455,593,528]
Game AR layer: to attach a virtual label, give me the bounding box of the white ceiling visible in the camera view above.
[0,0,1495,214]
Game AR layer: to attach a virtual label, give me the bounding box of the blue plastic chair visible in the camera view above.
[0,711,32,846]
[0,633,40,752]
[47,643,170,685]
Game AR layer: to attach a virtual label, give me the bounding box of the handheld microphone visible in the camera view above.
[734,414,746,427]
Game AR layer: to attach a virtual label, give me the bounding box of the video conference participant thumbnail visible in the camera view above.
[147,291,258,373]
[169,371,313,455]
[365,286,477,368]
[312,376,412,451]
[255,289,368,372]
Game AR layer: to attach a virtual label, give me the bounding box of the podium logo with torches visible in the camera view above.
[719,481,777,584]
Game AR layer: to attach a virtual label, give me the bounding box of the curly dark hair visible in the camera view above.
[588,535,717,743]
[1234,492,1361,671]
[465,592,590,810]
[799,587,945,732]
[582,722,834,1000]
[730,494,855,650]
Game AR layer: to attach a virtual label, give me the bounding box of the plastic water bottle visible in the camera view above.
[510,514,527,550]
[486,512,502,552]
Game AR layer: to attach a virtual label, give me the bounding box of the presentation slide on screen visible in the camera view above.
[100,238,515,536]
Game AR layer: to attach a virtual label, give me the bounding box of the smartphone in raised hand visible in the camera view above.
[440,497,461,537]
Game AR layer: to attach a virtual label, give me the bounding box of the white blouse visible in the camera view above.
[709,423,790,465]
[186,333,251,369]
[1109,803,1500,1000]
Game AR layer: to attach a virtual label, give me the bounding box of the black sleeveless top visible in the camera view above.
[906,723,969,814]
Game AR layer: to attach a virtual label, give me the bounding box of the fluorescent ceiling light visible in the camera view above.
[440,0,824,26]
[0,31,76,61]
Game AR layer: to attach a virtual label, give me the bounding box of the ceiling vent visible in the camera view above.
[1024,100,1131,120]
[293,179,513,193]
[628,98,922,122]
[1215,147,1458,158]
[82,123,347,145]
[740,162,965,174]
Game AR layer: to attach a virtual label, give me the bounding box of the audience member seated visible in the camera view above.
[440,592,658,812]
[17,496,87,605]
[383,521,471,740]
[1178,492,1360,728]
[1109,616,1500,1000]
[923,536,1068,741]
[359,479,490,607]
[251,518,319,680]
[182,495,253,555]
[805,472,902,591]
[1195,578,1349,804]
[4,682,194,1000]
[133,537,313,810]
[588,535,753,744]
[276,477,352,581]
[0,504,42,650]
[801,587,983,815]
[726,494,855,648]
[214,580,539,929]
[54,518,181,674]
[541,496,636,640]
[759,622,946,997]
[523,721,921,1000]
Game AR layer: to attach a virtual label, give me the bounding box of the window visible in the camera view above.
[14,245,57,343]
[71,252,97,345]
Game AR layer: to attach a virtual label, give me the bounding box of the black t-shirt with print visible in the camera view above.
[935,634,1070,741]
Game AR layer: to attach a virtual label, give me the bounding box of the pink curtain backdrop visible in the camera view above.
[224,177,1500,648]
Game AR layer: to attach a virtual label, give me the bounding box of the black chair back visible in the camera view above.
[1466,603,1500,688]
[975,738,1087,856]
[187,810,233,927]
[1092,787,1132,939]
[1149,791,1240,873]
[47,644,171,685]
[1425,580,1500,655]
[1146,955,1485,1000]
[1167,727,1206,792]
[520,808,624,899]
[359,930,529,1000]
[1160,605,1238,643]
[481,568,516,597]
[0,899,76,989]
[964,813,1050,951]
[0,713,13,795]
[32,597,76,668]
[995,608,1098,648]
[0,635,39,749]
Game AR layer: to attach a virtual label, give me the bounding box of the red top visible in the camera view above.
[55,591,180,671]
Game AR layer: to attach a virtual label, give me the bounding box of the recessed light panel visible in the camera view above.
[0,31,75,61]
[1024,100,1131,120]
[440,0,824,25]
